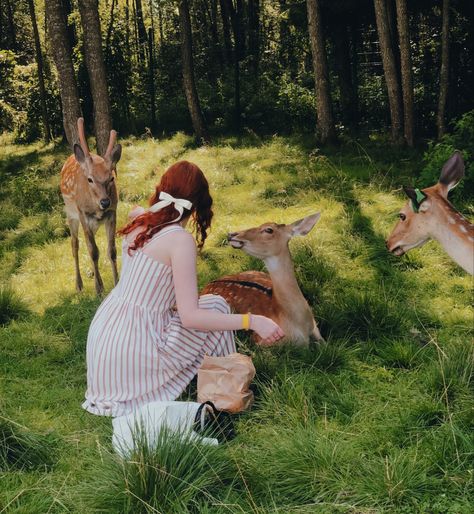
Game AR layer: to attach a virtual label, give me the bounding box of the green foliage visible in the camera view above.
[420,110,474,201]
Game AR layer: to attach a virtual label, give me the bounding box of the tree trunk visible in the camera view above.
[437,0,449,139]
[306,0,336,144]
[395,0,414,146]
[78,0,112,155]
[374,0,403,143]
[178,0,210,143]
[45,0,82,146]
[219,0,233,65]
[28,0,52,143]
[148,27,156,132]
[333,24,357,128]
[248,0,260,74]
[135,0,147,63]
[105,0,116,56]
[5,0,16,51]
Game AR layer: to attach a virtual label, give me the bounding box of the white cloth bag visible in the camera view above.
[112,400,218,458]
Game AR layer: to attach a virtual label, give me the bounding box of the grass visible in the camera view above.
[0,131,472,512]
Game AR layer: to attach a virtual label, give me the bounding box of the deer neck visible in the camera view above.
[264,250,309,316]
[430,203,474,274]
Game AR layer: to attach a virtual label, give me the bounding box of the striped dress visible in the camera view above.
[82,225,236,417]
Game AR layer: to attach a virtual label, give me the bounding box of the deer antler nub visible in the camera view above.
[77,117,90,157]
[104,130,117,159]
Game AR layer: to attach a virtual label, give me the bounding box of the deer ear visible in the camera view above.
[107,144,122,171]
[403,186,428,213]
[290,212,321,237]
[73,143,87,164]
[438,151,465,194]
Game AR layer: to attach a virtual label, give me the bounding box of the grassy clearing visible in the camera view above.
[0,132,472,513]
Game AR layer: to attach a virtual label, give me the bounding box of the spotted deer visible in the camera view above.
[202,214,324,346]
[387,151,473,274]
[60,118,122,294]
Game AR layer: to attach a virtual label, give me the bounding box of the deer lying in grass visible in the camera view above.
[387,151,473,274]
[60,118,122,294]
[202,214,324,346]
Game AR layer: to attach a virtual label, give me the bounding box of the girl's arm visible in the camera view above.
[170,231,284,344]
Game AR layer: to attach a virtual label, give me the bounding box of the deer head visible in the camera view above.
[387,151,470,258]
[227,213,321,260]
[73,117,122,211]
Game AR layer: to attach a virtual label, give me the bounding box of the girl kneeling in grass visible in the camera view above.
[82,160,284,417]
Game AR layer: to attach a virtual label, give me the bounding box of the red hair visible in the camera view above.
[118,161,213,251]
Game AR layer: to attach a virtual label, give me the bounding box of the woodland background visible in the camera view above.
[0,0,473,150]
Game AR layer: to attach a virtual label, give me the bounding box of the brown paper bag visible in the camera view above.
[197,353,256,413]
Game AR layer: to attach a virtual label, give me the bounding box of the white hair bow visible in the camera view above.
[149,191,193,223]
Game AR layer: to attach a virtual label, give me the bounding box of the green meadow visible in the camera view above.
[0,132,472,513]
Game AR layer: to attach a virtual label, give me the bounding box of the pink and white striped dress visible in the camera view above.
[82,225,236,417]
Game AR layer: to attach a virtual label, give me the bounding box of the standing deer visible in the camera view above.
[60,118,122,294]
[386,151,473,274]
[202,213,324,346]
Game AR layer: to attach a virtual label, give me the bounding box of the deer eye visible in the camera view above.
[87,178,93,184]
[264,227,274,234]
[398,213,406,221]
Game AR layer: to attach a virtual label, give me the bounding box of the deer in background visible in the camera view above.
[387,151,473,274]
[202,213,324,346]
[60,118,122,294]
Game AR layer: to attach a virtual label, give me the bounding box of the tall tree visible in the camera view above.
[395,0,414,146]
[28,0,51,142]
[78,0,112,155]
[45,0,82,145]
[306,0,336,144]
[148,27,156,132]
[178,0,210,143]
[437,0,449,139]
[135,0,147,63]
[374,0,403,143]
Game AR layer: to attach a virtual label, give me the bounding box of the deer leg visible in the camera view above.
[105,212,119,285]
[68,217,83,292]
[311,322,325,344]
[80,216,104,295]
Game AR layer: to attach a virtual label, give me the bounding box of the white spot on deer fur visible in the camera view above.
[459,225,467,233]
[468,236,474,242]
[448,217,455,224]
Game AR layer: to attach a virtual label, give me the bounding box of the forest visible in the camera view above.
[0,0,473,513]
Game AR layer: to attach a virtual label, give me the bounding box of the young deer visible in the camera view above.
[202,214,324,346]
[60,118,122,294]
[387,151,473,274]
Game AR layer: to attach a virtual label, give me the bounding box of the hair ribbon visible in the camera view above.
[149,191,193,223]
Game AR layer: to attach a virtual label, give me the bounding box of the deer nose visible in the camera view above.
[100,198,111,210]
[227,232,238,240]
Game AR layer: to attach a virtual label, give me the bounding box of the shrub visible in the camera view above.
[419,111,474,201]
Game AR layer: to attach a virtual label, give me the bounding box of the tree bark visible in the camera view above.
[306,0,336,144]
[437,0,449,139]
[135,0,147,63]
[5,0,16,51]
[395,0,414,146]
[78,0,112,155]
[178,0,210,143]
[219,0,233,65]
[45,0,82,146]
[374,0,403,143]
[28,0,52,142]
[248,0,260,74]
[148,27,156,132]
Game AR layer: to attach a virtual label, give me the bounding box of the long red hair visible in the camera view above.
[118,160,213,251]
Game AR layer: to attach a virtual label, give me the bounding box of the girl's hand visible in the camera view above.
[250,315,285,346]
[128,205,145,220]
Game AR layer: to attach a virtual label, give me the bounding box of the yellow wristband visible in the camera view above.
[242,313,251,330]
